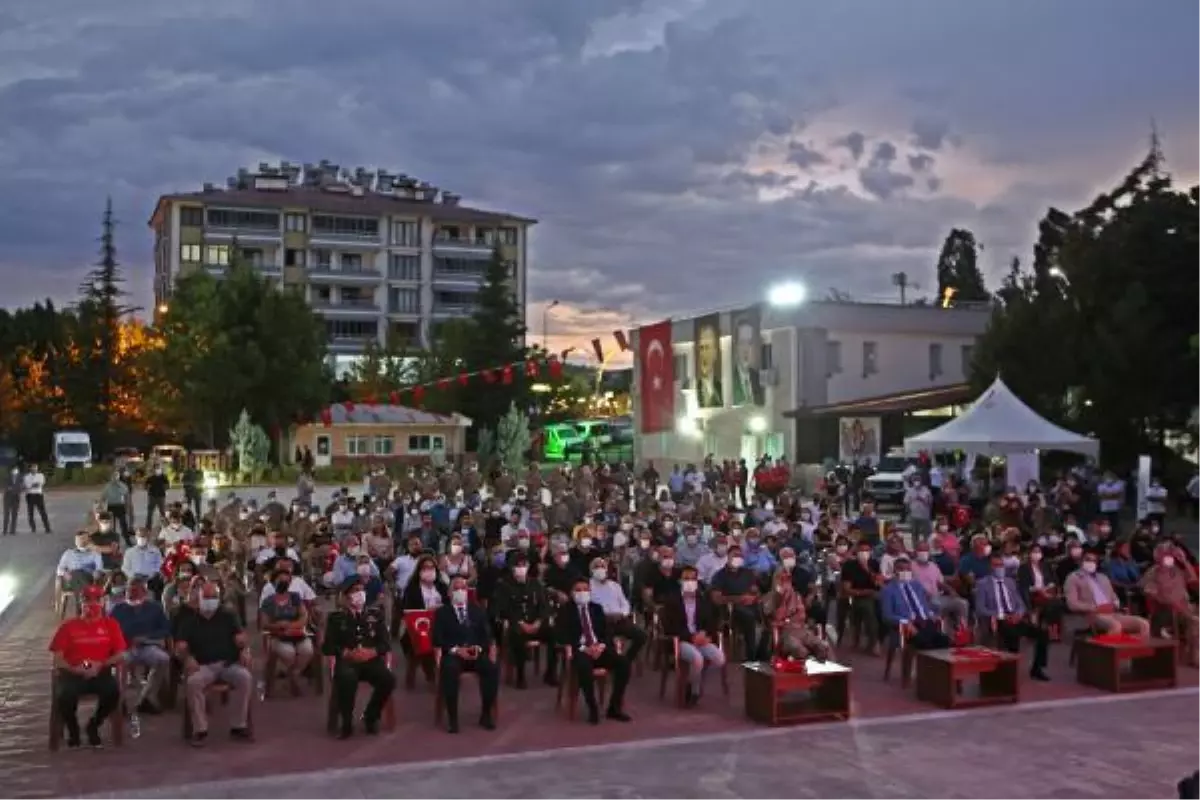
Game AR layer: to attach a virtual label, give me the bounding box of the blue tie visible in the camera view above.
[903,584,926,622]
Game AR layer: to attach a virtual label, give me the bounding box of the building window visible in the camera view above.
[499,227,518,246]
[205,245,230,265]
[206,208,280,230]
[476,228,496,246]
[316,437,330,457]
[240,248,264,267]
[325,320,377,339]
[433,291,479,313]
[389,288,420,314]
[391,220,420,247]
[374,435,394,456]
[433,257,484,277]
[285,213,307,232]
[961,344,975,377]
[342,253,364,272]
[928,343,943,379]
[760,342,774,370]
[862,341,878,376]
[408,434,444,453]
[285,248,305,267]
[346,435,370,456]
[180,244,201,263]
[389,254,420,281]
[673,354,688,382]
[180,207,203,226]
[312,215,379,238]
[826,341,842,375]
[313,249,332,269]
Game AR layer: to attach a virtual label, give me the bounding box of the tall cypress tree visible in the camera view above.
[934,227,989,303]
[76,197,132,451]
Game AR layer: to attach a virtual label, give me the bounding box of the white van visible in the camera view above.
[52,430,93,470]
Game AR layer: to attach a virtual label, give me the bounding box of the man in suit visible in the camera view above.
[660,565,724,706]
[880,557,951,650]
[556,577,632,725]
[975,553,1051,680]
[432,576,499,733]
[695,322,724,408]
[1064,552,1151,637]
[731,318,764,406]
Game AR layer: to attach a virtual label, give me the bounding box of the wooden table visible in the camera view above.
[915,648,1020,709]
[1075,637,1177,693]
[742,660,852,726]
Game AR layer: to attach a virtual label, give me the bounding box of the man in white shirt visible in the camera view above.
[587,557,647,665]
[330,501,356,534]
[157,513,195,546]
[23,464,51,534]
[1145,478,1168,528]
[57,532,103,588]
[904,479,933,542]
[122,532,165,583]
[389,535,423,594]
[1096,471,1125,531]
[696,536,729,585]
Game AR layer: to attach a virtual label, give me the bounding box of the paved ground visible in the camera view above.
[1,490,1197,799]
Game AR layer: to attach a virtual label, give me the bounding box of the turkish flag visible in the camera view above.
[638,320,674,433]
[404,609,435,657]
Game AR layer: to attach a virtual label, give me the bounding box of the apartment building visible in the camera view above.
[631,300,993,469]
[149,161,535,374]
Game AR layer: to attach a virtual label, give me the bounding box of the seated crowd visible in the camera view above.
[45,457,1200,750]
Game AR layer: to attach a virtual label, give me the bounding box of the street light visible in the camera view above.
[1048,267,1068,283]
[542,299,559,349]
[748,415,768,433]
[767,281,807,307]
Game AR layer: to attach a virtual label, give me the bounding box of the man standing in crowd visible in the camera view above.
[145,464,170,530]
[24,462,50,534]
[904,477,933,542]
[3,465,20,535]
[101,470,132,546]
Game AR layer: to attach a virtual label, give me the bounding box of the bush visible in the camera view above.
[46,465,113,487]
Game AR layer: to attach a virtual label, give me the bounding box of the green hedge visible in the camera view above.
[44,463,368,489]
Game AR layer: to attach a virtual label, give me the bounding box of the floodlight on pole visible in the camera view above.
[767,281,807,307]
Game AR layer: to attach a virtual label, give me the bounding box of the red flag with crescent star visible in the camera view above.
[638,320,674,433]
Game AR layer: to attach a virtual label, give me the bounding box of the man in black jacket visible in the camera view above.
[322,580,395,739]
[492,554,554,688]
[144,465,170,530]
[432,576,499,733]
[556,577,632,725]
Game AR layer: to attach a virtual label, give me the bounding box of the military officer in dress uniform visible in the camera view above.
[322,579,396,739]
[492,553,554,688]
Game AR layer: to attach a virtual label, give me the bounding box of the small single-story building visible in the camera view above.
[291,404,472,467]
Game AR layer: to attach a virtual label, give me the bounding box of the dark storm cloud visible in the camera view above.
[0,0,1195,318]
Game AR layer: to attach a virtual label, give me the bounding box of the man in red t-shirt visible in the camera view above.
[48,584,128,748]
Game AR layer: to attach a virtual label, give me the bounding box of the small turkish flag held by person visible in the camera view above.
[404,609,435,657]
[638,321,674,433]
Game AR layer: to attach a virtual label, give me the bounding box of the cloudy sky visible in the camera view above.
[1,0,1196,363]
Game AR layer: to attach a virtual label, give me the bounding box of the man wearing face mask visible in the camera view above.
[710,544,763,661]
[144,465,170,530]
[330,500,356,536]
[673,524,706,568]
[661,565,724,705]
[975,552,1051,680]
[175,581,254,745]
[541,544,581,606]
[696,535,729,586]
[1141,544,1198,653]
[123,530,165,595]
[111,577,172,714]
[49,584,128,747]
[432,576,499,733]
[587,557,647,666]
[98,470,132,544]
[880,557,951,651]
[89,512,123,571]
[838,541,882,653]
[493,554,554,688]
[556,577,633,725]
[323,579,395,738]
[1064,552,1150,638]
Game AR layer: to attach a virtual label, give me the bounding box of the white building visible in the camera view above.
[632,300,992,469]
[149,161,535,375]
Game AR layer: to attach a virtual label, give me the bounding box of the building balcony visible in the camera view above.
[204,226,281,243]
[308,265,382,284]
[312,298,381,315]
[432,267,486,286]
[432,235,493,258]
[387,305,423,318]
[309,230,383,247]
[204,263,281,278]
[432,302,480,317]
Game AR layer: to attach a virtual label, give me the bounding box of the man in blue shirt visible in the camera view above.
[852,502,882,547]
[110,577,172,713]
[742,530,778,575]
[957,535,994,583]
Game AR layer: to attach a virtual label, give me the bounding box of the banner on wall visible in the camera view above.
[729,305,764,406]
[693,313,724,408]
[637,320,675,434]
[838,417,880,464]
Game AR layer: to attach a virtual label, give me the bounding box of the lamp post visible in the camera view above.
[767,281,807,307]
[542,299,559,349]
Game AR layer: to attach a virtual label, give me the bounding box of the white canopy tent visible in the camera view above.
[903,377,1099,457]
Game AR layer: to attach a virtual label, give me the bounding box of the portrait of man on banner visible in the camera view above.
[693,314,723,408]
[731,306,764,406]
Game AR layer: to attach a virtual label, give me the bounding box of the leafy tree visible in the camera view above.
[229,409,270,482]
[971,143,1199,469]
[492,402,531,471]
[934,228,989,303]
[147,251,330,450]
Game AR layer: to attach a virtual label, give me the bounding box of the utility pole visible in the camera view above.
[891,271,909,305]
[541,299,559,350]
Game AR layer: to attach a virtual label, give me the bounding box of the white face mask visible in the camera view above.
[664,521,675,531]
[451,589,468,605]
[681,579,698,594]
[857,551,870,562]
[612,533,628,548]
[1030,552,1043,563]
[135,536,148,548]
[1082,561,1098,574]
[660,558,675,570]
[349,591,366,610]
[896,571,912,582]
[1162,556,1176,569]
[685,534,698,545]
[513,566,528,580]
[420,570,436,584]
[356,564,371,577]
[591,568,608,581]
[782,557,796,570]
[573,591,591,605]
[835,544,848,554]
[199,598,220,614]
[915,552,929,563]
[580,538,593,549]
[449,544,463,555]
[729,556,744,569]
